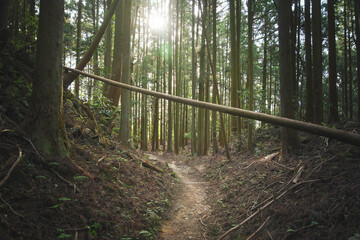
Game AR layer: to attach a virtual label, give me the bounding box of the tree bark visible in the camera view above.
[174,0,180,154]
[355,0,360,121]
[327,0,339,123]
[75,0,83,98]
[191,0,197,155]
[229,0,238,134]
[247,0,254,151]
[167,0,173,152]
[279,0,297,157]
[343,0,348,118]
[119,0,132,144]
[211,0,218,153]
[197,0,207,156]
[305,0,314,122]
[312,0,324,124]
[261,10,268,127]
[27,0,69,157]
[103,0,113,94]
[107,0,123,106]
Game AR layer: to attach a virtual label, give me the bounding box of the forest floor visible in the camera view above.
[151,152,210,239]
[157,128,360,240]
[1,48,360,240]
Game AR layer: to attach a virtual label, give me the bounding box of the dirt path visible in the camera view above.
[149,153,210,240]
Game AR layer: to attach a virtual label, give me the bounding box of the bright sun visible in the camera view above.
[148,10,167,35]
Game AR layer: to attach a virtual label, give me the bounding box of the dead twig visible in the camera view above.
[72,163,95,180]
[246,216,270,240]
[271,160,294,171]
[23,137,45,164]
[277,162,303,193]
[200,214,208,227]
[305,154,338,179]
[51,169,79,193]
[0,197,24,217]
[141,160,164,173]
[244,152,279,169]
[0,147,22,188]
[266,230,274,240]
[216,180,314,240]
[96,156,106,166]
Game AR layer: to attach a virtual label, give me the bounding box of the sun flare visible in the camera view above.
[148,10,167,35]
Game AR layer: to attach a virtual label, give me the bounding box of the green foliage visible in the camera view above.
[348,233,360,240]
[57,233,72,239]
[86,222,101,236]
[73,175,88,181]
[139,230,154,239]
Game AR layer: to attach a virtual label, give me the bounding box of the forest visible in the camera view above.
[0,0,360,239]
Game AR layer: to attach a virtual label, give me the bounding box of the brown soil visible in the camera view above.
[151,152,211,240]
[187,128,360,240]
[0,51,177,239]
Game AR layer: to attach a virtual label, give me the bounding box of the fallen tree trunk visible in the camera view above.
[63,0,120,89]
[63,66,360,147]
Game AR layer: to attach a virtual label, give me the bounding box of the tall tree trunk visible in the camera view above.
[343,0,348,119]
[229,0,238,135]
[261,11,268,127]
[103,0,113,94]
[119,0,132,144]
[247,0,253,151]
[279,0,297,158]
[26,0,69,157]
[174,0,180,154]
[348,7,353,120]
[291,0,298,117]
[141,7,149,151]
[354,0,360,121]
[205,20,231,160]
[75,0,82,98]
[327,0,339,123]
[236,0,242,140]
[312,0,324,124]
[107,0,123,106]
[305,0,314,122]
[63,0,120,88]
[152,37,161,151]
[211,0,218,153]
[197,9,205,156]
[191,0,197,155]
[167,0,173,152]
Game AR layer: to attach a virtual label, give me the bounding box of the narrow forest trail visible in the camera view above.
[148,153,211,240]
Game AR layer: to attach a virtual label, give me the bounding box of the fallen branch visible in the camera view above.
[246,216,270,240]
[244,152,279,169]
[277,162,303,193]
[266,230,274,240]
[23,137,45,164]
[0,197,24,217]
[51,169,79,193]
[71,162,95,180]
[96,156,106,166]
[141,160,164,173]
[0,148,22,188]
[271,160,294,171]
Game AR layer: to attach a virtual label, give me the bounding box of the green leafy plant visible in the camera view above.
[74,175,88,181]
